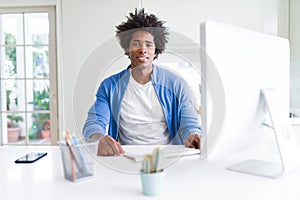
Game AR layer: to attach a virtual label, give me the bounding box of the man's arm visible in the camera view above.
[82,104,107,138]
[83,81,124,156]
[176,77,202,147]
[83,105,124,156]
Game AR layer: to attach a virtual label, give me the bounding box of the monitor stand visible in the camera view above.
[227,88,300,178]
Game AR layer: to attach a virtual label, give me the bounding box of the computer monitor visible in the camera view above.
[200,21,300,178]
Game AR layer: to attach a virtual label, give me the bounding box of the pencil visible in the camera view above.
[65,131,87,176]
[66,130,76,181]
[69,148,76,181]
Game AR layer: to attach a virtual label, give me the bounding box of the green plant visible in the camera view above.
[198,84,201,94]
[5,33,17,75]
[6,90,12,110]
[7,114,24,128]
[142,148,162,173]
[28,87,50,139]
[32,87,50,110]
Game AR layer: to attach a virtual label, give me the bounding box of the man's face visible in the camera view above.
[127,31,157,69]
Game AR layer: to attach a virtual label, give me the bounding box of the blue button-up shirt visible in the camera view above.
[82,65,201,144]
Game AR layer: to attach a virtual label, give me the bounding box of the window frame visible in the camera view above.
[0,6,58,145]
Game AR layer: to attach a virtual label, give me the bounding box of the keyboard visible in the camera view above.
[123,145,201,162]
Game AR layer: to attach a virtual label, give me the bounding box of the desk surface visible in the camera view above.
[1,145,300,200]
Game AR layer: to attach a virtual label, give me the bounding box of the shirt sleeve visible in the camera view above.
[82,82,110,138]
[177,80,202,143]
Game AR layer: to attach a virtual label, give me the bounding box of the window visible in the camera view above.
[0,6,57,145]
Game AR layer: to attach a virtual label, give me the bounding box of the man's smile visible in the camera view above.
[137,56,149,62]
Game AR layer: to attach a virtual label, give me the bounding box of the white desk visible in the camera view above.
[1,145,300,200]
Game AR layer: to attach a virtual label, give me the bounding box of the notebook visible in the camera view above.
[122,145,201,162]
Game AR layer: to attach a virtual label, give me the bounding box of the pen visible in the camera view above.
[71,132,88,174]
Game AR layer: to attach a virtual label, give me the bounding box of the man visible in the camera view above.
[83,8,201,156]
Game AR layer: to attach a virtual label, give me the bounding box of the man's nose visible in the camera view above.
[138,45,147,52]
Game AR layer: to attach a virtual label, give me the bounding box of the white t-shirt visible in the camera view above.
[118,72,170,145]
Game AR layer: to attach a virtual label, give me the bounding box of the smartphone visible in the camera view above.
[15,152,47,163]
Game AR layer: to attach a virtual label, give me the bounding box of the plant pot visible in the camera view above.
[140,170,165,196]
[40,130,51,138]
[8,127,20,142]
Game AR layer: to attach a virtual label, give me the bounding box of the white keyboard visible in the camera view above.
[123,145,201,162]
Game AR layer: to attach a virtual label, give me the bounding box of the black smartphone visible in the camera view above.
[15,152,47,163]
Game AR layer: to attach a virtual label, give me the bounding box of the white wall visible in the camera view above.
[143,0,279,43]
[290,0,300,109]
[60,0,285,134]
[60,0,139,134]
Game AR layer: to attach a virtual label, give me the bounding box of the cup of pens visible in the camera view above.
[59,132,99,182]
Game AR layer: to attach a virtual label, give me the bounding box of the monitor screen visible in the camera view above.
[200,21,300,177]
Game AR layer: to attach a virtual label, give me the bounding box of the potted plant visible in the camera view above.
[140,147,165,196]
[7,114,23,142]
[29,113,50,139]
[40,119,51,138]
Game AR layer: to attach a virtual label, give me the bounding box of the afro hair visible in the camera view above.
[116,8,169,59]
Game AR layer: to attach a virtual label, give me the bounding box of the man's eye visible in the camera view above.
[132,42,139,47]
[146,43,153,48]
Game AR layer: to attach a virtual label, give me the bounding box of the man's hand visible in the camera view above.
[91,134,125,156]
[184,133,201,149]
